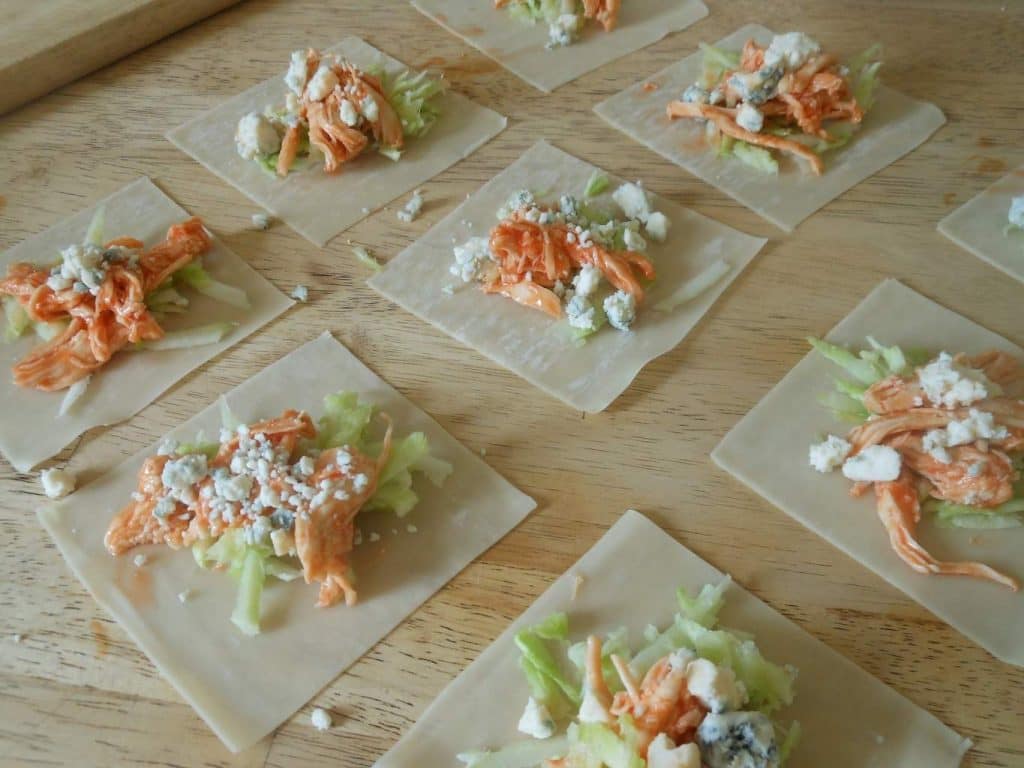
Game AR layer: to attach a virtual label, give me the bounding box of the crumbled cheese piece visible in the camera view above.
[644,211,669,242]
[406,524,418,534]
[284,50,310,95]
[572,264,602,298]
[685,658,746,714]
[397,190,424,223]
[133,553,148,567]
[1009,196,1024,229]
[571,573,584,600]
[177,589,195,603]
[565,294,597,331]
[763,32,821,70]
[11,633,23,643]
[311,707,333,731]
[578,685,612,724]
[841,445,901,483]
[47,243,124,295]
[517,696,556,739]
[235,112,282,160]
[667,647,696,671]
[922,409,1009,464]
[809,434,852,472]
[917,352,989,408]
[603,290,636,332]
[156,439,179,457]
[708,87,724,105]
[498,189,535,220]
[612,182,652,222]
[153,496,176,520]
[727,68,782,105]
[359,94,379,122]
[697,712,779,768]
[647,734,701,768]
[450,237,493,282]
[291,285,309,302]
[546,13,581,48]
[736,102,764,133]
[338,98,359,126]
[681,84,710,104]
[251,213,271,230]
[306,64,340,101]
[40,468,76,499]
[369,531,381,543]
[161,454,208,493]
[623,225,647,253]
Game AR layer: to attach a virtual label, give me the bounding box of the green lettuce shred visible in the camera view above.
[570,722,644,768]
[173,262,251,309]
[506,0,572,24]
[456,735,571,768]
[584,171,610,198]
[381,69,446,144]
[85,206,106,247]
[700,41,741,87]
[732,141,780,174]
[926,498,1024,529]
[515,614,581,719]
[3,296,30,342]
[847,43,883,112]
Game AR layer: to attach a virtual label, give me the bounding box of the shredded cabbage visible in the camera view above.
[3,296,30,341]
[381,69,446,144]
[584,171,610,198]
[570,722,644,768]
[654,258,730,313]
[353,245,382,272]
[85,206,106,247]
[173,262,251,309]
[700,41,741,87]
[733,141,780,174]
[506,0,573,24]
[847,43,884,112]
[456,735,571,768]
[515,613,581,718]
[927,498,1024,529]
[142,322,236,351]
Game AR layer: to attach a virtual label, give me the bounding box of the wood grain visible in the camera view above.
[0,0,241,115]
[1,0,1022,766]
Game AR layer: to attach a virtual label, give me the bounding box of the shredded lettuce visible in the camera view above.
[847,43,883,113]
[733,141,780,174]
[141,322,236,351]
[506,0,572,24]
[353,244,382,272]
[173,262,251,309]
[3,296,30,341]
[515,616,581,718]
[654,258,730,313]
[59,376,90,416]
[700,41,741,87]
[926,498,1024,529]
[146,285,190,315]
[567,625,631,694]
[814,123,856,154]
[778,720,802,764]
[231,548,266,636]
[85,206,106,247]
[381,68,446,142]
[34,319,68,341]
[583,171,610,198]
[570,722,644,768]
[317,391,375,449]
[677,578,730,627]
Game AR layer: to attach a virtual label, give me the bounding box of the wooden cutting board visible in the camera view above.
[0,0,241,115]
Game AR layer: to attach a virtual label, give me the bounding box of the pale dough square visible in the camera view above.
[376,509,970,767]
[713,280,1024,666]
[594,24,946,231]
[167,37,507,246]
[368,140,767,413]
[0,177,292,472]
[412,0,708,92]
[938,163,1024,284]
[39,332,537,752]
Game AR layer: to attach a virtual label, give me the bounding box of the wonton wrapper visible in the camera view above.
[38,332,536,752]
[0,178,291,472]
[411,0,708,93]
[713,280,1024,666]
[594,24,946,231]
[167,37,507,247]
[938,163,1024,285]
[368,140,766,412]
[376,509,969,767]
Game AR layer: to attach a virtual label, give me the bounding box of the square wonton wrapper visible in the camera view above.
[38,332,536,752]
[167,37,507,247]
[411,0,708,93]
[713,279,1024,666]
[376,510,969,768]
[594,24,947,231]
[0,178,291,472]
[368,140,766,413]
[938,163,1024,285]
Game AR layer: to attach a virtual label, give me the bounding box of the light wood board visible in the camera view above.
[0,0,1022,766]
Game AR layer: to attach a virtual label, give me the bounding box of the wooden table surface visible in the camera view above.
[1,1,1022,766]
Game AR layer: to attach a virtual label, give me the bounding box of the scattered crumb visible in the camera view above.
[642,82,659,92]
[361,206,370,215]
[133,554,149,568]
[354,528,363,546]
[969,535,982,545]
[71,527,78,535]
[291,285,309,302]
[875,734,885,745]
[251,213,272,230]
[479,447,487,457]
[571,573,585,601]
[391,528,398,535]
[353,244,381,272]
[397,189,424,223]
[407,524,418,534]
[311,707,333,731]
[40,468,76,499]
[177,589,195,604]
[369,531,381,543]
[442,285,455,295]
[11,633,23,643]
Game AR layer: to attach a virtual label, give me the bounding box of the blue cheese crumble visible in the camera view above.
[603,290,636,331]
[697,711,780,768]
